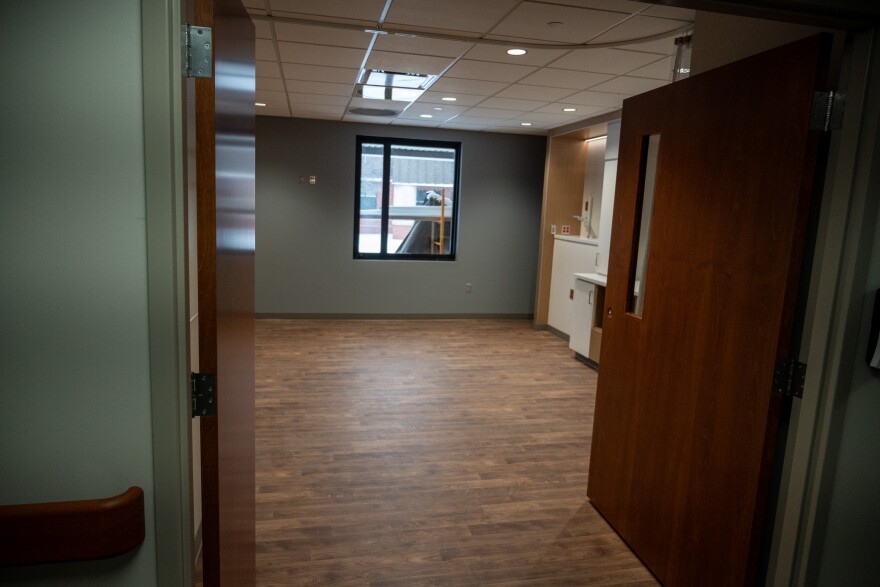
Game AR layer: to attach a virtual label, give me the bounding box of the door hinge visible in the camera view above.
[810,91,846,132]
[191,372,216,417]
[773,359,807,398]
[183,24,213,78]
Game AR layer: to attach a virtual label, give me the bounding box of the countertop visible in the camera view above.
[574,272,607,287]
[555,235,598,246]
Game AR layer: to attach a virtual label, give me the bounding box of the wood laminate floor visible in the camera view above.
[197,320,658,587]
[202,318,658,586]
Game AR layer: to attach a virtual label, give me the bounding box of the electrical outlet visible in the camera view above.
[465,282,472,294]
[550,224,557,234]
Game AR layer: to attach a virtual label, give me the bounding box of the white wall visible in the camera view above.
[0,1,158,584]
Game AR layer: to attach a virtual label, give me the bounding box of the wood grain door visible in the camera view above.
[587,35,832,586]
[194,0,256,583]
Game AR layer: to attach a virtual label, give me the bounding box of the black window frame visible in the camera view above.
[353,135,462,261]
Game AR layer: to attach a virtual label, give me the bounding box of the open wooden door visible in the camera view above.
[193,0,256,583]
[588,36,832,586]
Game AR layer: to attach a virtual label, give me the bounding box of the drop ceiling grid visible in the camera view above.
[249,0,693,133]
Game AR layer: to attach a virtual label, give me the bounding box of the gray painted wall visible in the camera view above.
[0,1,158,584]
[256,117,546,315]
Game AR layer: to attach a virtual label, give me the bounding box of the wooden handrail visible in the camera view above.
[0,486,145,566]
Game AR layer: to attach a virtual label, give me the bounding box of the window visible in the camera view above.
[354,136,461,260]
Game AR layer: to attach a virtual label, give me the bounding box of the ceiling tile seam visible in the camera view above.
[341,5,386,125]
[259,3,291,117]
[266,17,292,118]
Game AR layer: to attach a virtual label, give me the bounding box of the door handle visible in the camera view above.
[588,290,593,305]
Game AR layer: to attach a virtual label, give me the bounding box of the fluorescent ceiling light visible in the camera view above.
[255,102,266,107]
[420,114,433,118]
[441,97,457,102]
[365,70,430,89]
[507,48,527,56]
[520,122,532,126]
[358,85,425,101]
[563,107,576,112]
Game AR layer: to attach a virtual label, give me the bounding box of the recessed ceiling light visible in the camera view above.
[441,96,457,102]
[420,114,433,118]
[520,122,532,126]
[563,107,576,112]
[255,102,266,107]
[433,107,442,110]
[507,48,527,56]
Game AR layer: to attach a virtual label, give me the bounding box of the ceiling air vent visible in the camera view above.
[347,107,401,117]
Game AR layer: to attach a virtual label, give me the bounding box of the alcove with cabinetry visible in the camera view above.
[535,116,621,369]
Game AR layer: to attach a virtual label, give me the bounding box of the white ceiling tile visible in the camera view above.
[253,18,273,39]
[516,111,573,123]
[465,107,526,119]
[256,39,276,61]
[282,63,358,84]
[439,121,487,131]
[489,2,628,43]
[418,91,487,107]
[277,42,365,68]
[542,0,642,13]
[564,90,627,107]
[533,103,606,116]
[496,84,575,101]
[550,48,665,74]
[402,102,469,115]
[288,92,351,106]
[429,77,508,96]
[463,43,569,67]
[444,60,536,83]
[391,118,441,127]
[627,55,673,80]
[274,22,373,48]
[343,114,393,124]
[615,36,680,55]
[365,51,455,76]
[589,75,668,94]
[372,34,473,58]
[641,5,697,20]
[257,77,285,92]
[518,68,613,90]
[384,0,519,34]
[257,60,282,78]
[452,116,515,126]
[290,103,346,117]
[268,0,386,21]
[286,80,354,96]
[588,16,690,44]
[478,97,547,111]
[255,90,287,103]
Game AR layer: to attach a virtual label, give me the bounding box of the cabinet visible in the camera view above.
[570,273,606,366]
[569,277,595,356]
[547,237,598,336]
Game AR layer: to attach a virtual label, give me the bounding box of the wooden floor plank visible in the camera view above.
[198,319,657,586]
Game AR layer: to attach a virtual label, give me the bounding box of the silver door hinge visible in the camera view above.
[183,25,213,78]
[773,359,807,398]
[191,372,216,417]
[810,91,846,132]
